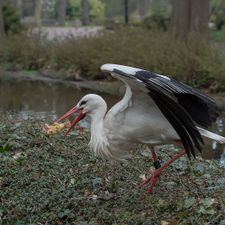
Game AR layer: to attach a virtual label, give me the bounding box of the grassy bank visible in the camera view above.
[0,113,224,224]
[1,27,225,92]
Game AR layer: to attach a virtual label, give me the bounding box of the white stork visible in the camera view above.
[56,64,225,193]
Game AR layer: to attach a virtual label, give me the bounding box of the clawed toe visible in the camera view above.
[141,170,161,193]
[141,150,186,194]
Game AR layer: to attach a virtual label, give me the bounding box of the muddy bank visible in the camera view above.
[0,70,124,96]
[1,70,225,108]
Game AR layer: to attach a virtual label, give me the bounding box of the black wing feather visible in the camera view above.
[149,90,203,158]
[149,76,219,127]
[150,93,195,158]
[113,68,219,158]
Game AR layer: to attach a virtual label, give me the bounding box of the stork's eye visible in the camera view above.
[79,100,87,107]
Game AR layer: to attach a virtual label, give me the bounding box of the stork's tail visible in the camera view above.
[198,127,225,144]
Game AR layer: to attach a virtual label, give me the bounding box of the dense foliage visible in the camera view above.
[210,0,225,30]
[209,0,225,41]
[0,113,224,224]
[66,0,105,21]
[0,27,225,92]
[2,3,23,34]
[142,14,170,31]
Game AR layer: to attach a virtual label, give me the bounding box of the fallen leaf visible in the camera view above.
[70,178,75,185]
[200,198,215,208]
[161,221,169,225]
[184,197,196,209]
[139,174,146,181]
[57,209,71,218]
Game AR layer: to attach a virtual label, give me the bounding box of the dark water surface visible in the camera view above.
[0,80,119,118]
[0,80,224,164]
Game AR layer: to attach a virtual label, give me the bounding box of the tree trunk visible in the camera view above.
[124,0,129,25]
[58,0,66,26]
[190,0,209,39]
[0,0,5,40]
[139,0,147,19]
[170,0,191,39]
[170,0,209,40]
[34,0,42,27]
[81,0,90,26]
[16,0,23,19]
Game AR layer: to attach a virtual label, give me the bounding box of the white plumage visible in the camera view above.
[57,64,225,193]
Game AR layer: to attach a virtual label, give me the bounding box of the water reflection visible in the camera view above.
[0,80,119,117]
[212,117,225,165]
[0,80,225,164]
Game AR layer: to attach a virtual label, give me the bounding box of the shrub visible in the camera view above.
[211,26,225,42]
[1,27,225,91]
[142,14,170,31]
[3,3,23,34]
[0,31,51,70]
[52,28,225,91]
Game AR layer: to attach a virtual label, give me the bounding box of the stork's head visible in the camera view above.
[56,94,107,136]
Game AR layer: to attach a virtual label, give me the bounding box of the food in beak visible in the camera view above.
[64,112,86,136]
[43,121,71,135]
[56,106,86,136]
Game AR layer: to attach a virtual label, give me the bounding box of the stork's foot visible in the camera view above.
[142,168,162,193]
[142,150,186,194]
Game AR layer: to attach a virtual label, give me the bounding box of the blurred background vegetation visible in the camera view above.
[0,0,225,92]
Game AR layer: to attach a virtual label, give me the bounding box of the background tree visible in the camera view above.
[138,0,148,19]
[58,0,66,26]
[3,2,22,33]
[67,0,80,20]
[67,0,104,23]
[171,0,209,40]
[105,0,123,20]
[210,0,225,30]
[34,0,42,26]
[81,0,90,25]
[89,0,105,21]
[16,0,23,19]
[124,0,128,24]
[0,0,5,40]
[22,0,35,17]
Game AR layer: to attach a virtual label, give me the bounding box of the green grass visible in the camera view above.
[0,113,224,224]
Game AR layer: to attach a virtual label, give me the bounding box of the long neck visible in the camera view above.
[89,107,112,158]
[90,112,105,139]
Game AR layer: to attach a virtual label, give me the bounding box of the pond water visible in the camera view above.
[0,80,119,119]
[0,80,225,164]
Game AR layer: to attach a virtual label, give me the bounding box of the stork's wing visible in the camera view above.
[101,64,220,158]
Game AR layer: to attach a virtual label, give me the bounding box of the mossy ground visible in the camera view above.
[0,113,224,225]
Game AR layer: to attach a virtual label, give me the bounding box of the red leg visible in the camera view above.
[150,147,162,169]
[151,148,158,161]
[143,150,186,193]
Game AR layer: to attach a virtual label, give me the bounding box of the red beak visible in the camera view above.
[56,106,86,136]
